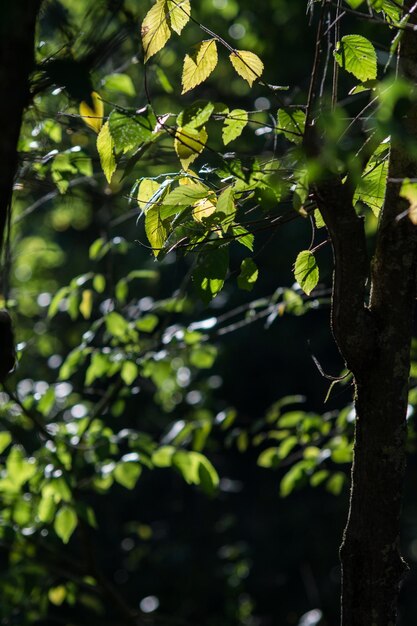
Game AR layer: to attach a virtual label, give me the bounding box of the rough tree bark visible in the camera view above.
[313,3,417,624]
[0,0,42,279]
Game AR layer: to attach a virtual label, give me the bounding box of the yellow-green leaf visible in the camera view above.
[334,35,377,83]
[400,178,417,224]
[48,586,67,606]
[294,250,319,296]
[141,0,171,62]
[167,0,191,34]
[79,91,104,133]
[222,109,248,145]
[182,39,218,94]
[79,289,93,320]
[138,178,160,210]
[192,196,217,222]
[174,126,208,170]
[229,50,264,87]
[145,206,168,257]
[97,121,116,183]
[54,506,77,544]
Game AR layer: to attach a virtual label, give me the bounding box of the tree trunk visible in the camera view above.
[0,0,42,283]
[314,4,417,623]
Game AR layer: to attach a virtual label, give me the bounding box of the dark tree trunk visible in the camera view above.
[0,0,42,281]
[314,3,417,623]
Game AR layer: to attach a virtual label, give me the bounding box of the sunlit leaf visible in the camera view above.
[109,107,158,153]
[103,73,135,96]
[167,0,191,34]
[192,196,217,222]
[277,109,306,145]
[222,109,248,145]
[114,462,142,489]
[294,250,319,296]
[334,35,377,82]
[229,50,264,87]
[145,205,169,257]
[354,140,389,216]
[178,101,214,129]
[182,39,218,94]
[97,121,116,184]
[190,345,217,368]
[141,0,171,62]
[400,178,417,224]
[174,126,208,170]
[216,187,236,222]
[54,506,78,544]
[121,361,138,385]
[138,178,161,210]
[0,432,12,454]
[48,586,67,606]
[79,91,104,133]
[79,289,93,320]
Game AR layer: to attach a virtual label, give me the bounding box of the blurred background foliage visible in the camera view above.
[3,1,417,625]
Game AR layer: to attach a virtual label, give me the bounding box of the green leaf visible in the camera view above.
[38,495,56,523]
[162,185,208,210]
[258,447,280,468]
[217,186,236,222]
[326,472,346,496]
[97,121,116,184]
[314,209,325,229]
[222,109,248,145]
[109,107,157,153]
[294,250,319,296]
[93,274,106,293]
[334,35,377,82]
[399,178,417,224]
[229,50,264,87]
[345,0,364,7]
[353,141,389,216]
[152,445,176,467]
[48,286,70,318]
[232,225,254,251]
[85,352,110,386]
[6,447,37,489]
[190,345,217,369]
[105,312,129,339]
[237,258,258,291]
[173,450,219,494]
[293,169,309,215]
[280,460,311,497]
[277,109,306,145]
[193,248,229,303]
[54,506,78,544]
[177,101,215,129]
[103,73,135,96]
[182,39,218,94]
[372,0,403,22]
[114,462,142,489]
[135,314,159,332]
[121,361,138,385]
[0,432,11,454]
